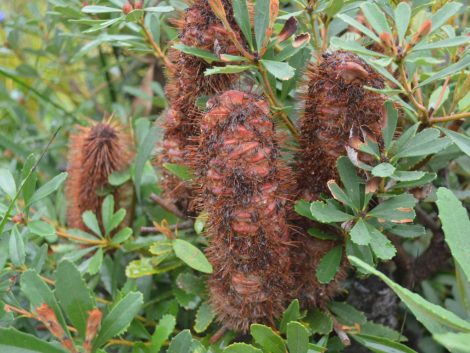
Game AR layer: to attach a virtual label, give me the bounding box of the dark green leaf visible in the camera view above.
[55,260,94,337]
[353,333,417,353]
[287,321,310,353]
[135,125,159,200]
[101,195,114,236]
[337,157,363,209]
[224,343,262,353]
[251,324,286,353]
[440,127,470,157]
[305,309,333,335]
[0,328,68,353]
[172,239,212,273]
[316,246,342,284]
[350,219,371,246]
[21,154,37,206]
[368,194,416,223]
[310,201,354,223]
[167,329,193,353]
[88,248,103,275]
[372,163,395,177]
[328,301,367,326]
[232,0,253,49]
[93,292,144,348]
[368,226,396,260]
[360,3,391,35]
[204,65,254,76]
[254,0,270,51]
[194,302,215,333]
[27,172,67,207]
[280,299,301,333]
[295,200,315,220]
[82,210,102,237]
[173,44,219,63]
[383,102,398,150]
[419,55,470,87]
[260,59,295,80]
[9,225,25,266]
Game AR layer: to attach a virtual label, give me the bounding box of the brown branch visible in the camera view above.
[140,220,194,234]
[430,111,470,124]
[149,193,188,219]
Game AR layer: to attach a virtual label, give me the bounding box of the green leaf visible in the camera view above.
[307,228,338,240]
[151,314,176,352]
[428,85,449,112]
[27,172,67,207]
[88,248,103,275]
[330,37,387,58]
[394,2,411,44]
[145,6,174,13]
[168,329,193,353]
[204,65,254,76]
[251,324,286,353]
[434,332,470,353]
[295,200,315,220]
[82,210,102,237]
[368,193,416,223]
[93,291,144,348]
[101,195,114,236]
[232,0,253,49]
[163,163,193,181]
[109,169,131,186]
[383,102,398,150]
[0,328,68,353]
[280,299,301,334]
[287,321,310,353]
[254,0,270,51]
[337,157,363,209]
[372,163,395,177]
[360,2,391,35]
[349,256,470,334]
[395,128,451,158]
[327,180,353,208]
[328,301,367,326]
[429,2,463,35]
[224,343,263,353]
[112,227,132,244]
[172,239,213,273]
[316,246,342,284]
[109,209,126,233]
[135,125,159,200]
[194,211,208,235]
[55,261,94,337]
[0,169,16,199]
[353,333,417,353]
[310,201,354,223]
[260,60,295,80]
[194,302,215,333]
[21,154,37,206]
[368,226,396,260]
[419,55,470,87]
[28,221,55,239]
[337,14,379,42]
[9,225,25,266]
[20,270,68,333]
[173,44,219,63]
[82,5,122,13]
[436,188,470,283]
[305,309,333,335]
[350,219,371,246]
[440,127,470,157]
[414,36,470,51]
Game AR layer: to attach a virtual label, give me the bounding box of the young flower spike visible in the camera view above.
[194,91,295,332]
[296,50,386,201]
[66,121,132,232]
[158,0,243,214]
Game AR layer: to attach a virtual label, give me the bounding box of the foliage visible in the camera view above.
[0,0,469,352]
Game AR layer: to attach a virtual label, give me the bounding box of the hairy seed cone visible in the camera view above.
[194,91,294,332]
[159,0,243,213]
[297,50,386,201]
[66,122,132,232]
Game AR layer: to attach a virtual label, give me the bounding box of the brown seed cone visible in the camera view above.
[297,50,386,201]
[66,122,132,232]
[158,0,243,212]
[193,90,295,332]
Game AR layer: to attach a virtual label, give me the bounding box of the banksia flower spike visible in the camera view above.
[66,121,132,232]
[296,50,386,201]
[194,90,294,332]
[158,0,243,214]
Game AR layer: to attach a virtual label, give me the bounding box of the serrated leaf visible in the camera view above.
[260,60,295,80]
[194,302,215,333]
[287,321,310,353]
[368,193,416,223]
[310,201,354,223]
[368,226,396,260]
[168,329,193,353]
[280,299,301,334]
[305,309,333,335]
[349,256,470,334]
[88,248,103,275]
[0,169,16,199]
[27,172,67,207]
[251,324,286,353]
[82,210,102,237]
[0,328,68,353]
[93,292,143,348]
[151,314,176,351]
[316,245,342,284]
[350,219,371,246]
[328,301,367,326]
[101,195,114,236]
[172,239,212,274]
[436,188,470,283]
[394,2,411,43]
[224,343,263,353]
[55,261,94,337]
[109,209,126,233]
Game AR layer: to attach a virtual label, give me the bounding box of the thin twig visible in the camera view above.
[139,18,174,69]
[140,220,194,234]
[150,193,188,219]
[430,111,470,123]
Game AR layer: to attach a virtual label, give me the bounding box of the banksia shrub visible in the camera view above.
[159,0,242,212]
[297,50,386,201]
[66,122,132,232]
[194,90,294,332]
